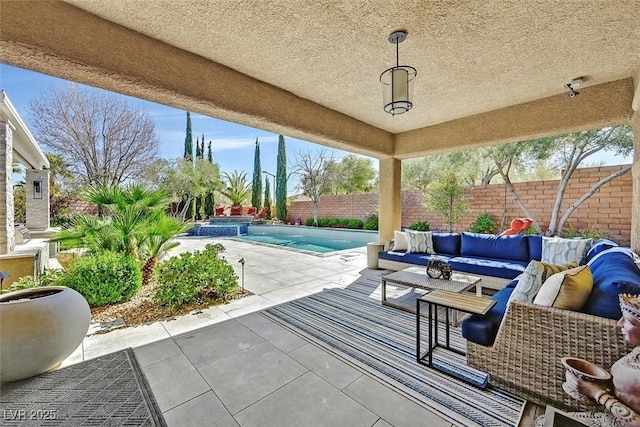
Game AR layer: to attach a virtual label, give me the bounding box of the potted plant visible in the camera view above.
[220,171,251,216]
[0,286,90,382]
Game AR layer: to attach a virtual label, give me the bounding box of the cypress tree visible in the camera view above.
[199,134,205,159]
[184,111,193,161]
[204,140,215,217]
[251,137,262,210]
[263,176,272,219]
[275,135,287,221]
[195,135,201,159]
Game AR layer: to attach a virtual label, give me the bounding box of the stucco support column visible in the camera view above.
[378,157,402,242]
[25,168,50,231]
[0,120,15,255]
[631,111,640,253]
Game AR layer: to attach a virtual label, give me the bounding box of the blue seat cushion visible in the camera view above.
[378,250,453,266]
[462,282,516,346]
[527,235,542,261]
[432,233,461,256]
[583,249,640,319]
[461,232,530,262]
[448,256,527,279]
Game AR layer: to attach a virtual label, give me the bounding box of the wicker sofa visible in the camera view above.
[462,245,640,410]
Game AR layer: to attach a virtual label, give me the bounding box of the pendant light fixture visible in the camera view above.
[380,30,417,116]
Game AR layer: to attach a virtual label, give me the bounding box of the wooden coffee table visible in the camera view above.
[381,267,480,324]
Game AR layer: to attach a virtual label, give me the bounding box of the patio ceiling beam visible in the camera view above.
[394,78,635,159]
[0,1,394,159]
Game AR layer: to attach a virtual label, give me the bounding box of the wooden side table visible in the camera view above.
[382,269,479,325]
[416,289,496,387]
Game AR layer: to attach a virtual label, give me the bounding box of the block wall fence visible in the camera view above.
[287,165,633,246]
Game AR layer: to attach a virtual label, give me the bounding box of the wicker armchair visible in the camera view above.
[466,300,634,410]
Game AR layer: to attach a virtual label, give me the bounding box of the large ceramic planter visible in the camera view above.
[230,205,243,216]
[0,286,90,382]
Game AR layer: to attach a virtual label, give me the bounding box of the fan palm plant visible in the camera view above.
[51,183,186,285]
[139,212,190,286]
[220,170,251,207]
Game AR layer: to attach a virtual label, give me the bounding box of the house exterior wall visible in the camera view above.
[25,168,50,230]
[287,165,633,246]
[0,121,15,255]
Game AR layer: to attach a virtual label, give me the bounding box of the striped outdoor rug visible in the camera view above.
[262,275,525,427]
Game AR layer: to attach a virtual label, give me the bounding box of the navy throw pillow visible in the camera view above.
[460,232,529,262]
[432,233,461,255]
[582,280,640,320]
[582,250,640,319]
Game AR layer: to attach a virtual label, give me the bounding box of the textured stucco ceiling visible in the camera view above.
[1,1,638,159]
[62,0,640,134]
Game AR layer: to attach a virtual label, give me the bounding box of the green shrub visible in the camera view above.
[469,212,498,234]
[563,224,608,240]
[51,215,73,228]
[3,269,65,293]
[65,252,142,307]
[308,218,364,229]
[346,219,364,229]
[154,243,238,309]
[408,221,430,231]
[363,213,378,230]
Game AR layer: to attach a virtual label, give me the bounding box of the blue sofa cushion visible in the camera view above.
[460,232,530,262]
[448,256,528,279]
[462,281,517,346]
[432,233,461,256]
[585,239,619,263]
[527,235,542,261]
[582,249,640,319]
[378,250,453,266]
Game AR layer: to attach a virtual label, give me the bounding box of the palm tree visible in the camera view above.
[220,170,251,208]
[139,212,190,286]
[51,183,186,285]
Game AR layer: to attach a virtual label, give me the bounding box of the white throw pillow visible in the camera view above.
[533,265,593,310]
[508,260,578,304]
[406,230,434,254]
[392,230,408,251]
[541,236,592,265]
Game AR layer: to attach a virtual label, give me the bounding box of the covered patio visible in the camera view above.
[1,1,639,426]
[1,0,639,250]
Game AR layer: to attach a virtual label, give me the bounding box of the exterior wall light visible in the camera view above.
[33,180,42,199]
[380,30,417,116]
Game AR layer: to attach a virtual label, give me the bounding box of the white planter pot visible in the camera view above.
[0,286,90,382]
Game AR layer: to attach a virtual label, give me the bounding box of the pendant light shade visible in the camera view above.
[380,30,417,116]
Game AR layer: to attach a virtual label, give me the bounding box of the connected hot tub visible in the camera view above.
[188,218,250,237]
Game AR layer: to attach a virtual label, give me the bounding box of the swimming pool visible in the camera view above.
[235,225,379,254]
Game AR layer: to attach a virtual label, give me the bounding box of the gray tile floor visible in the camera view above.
[61,237,454,426]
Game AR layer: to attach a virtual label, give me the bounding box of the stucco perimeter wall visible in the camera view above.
[287,165,632,246]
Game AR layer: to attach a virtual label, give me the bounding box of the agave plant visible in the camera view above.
[220,170,251,207]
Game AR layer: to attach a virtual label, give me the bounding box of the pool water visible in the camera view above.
[237,227,375,253]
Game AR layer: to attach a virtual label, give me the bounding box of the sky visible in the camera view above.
[0,63,632,194]
[0,63,357,195]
